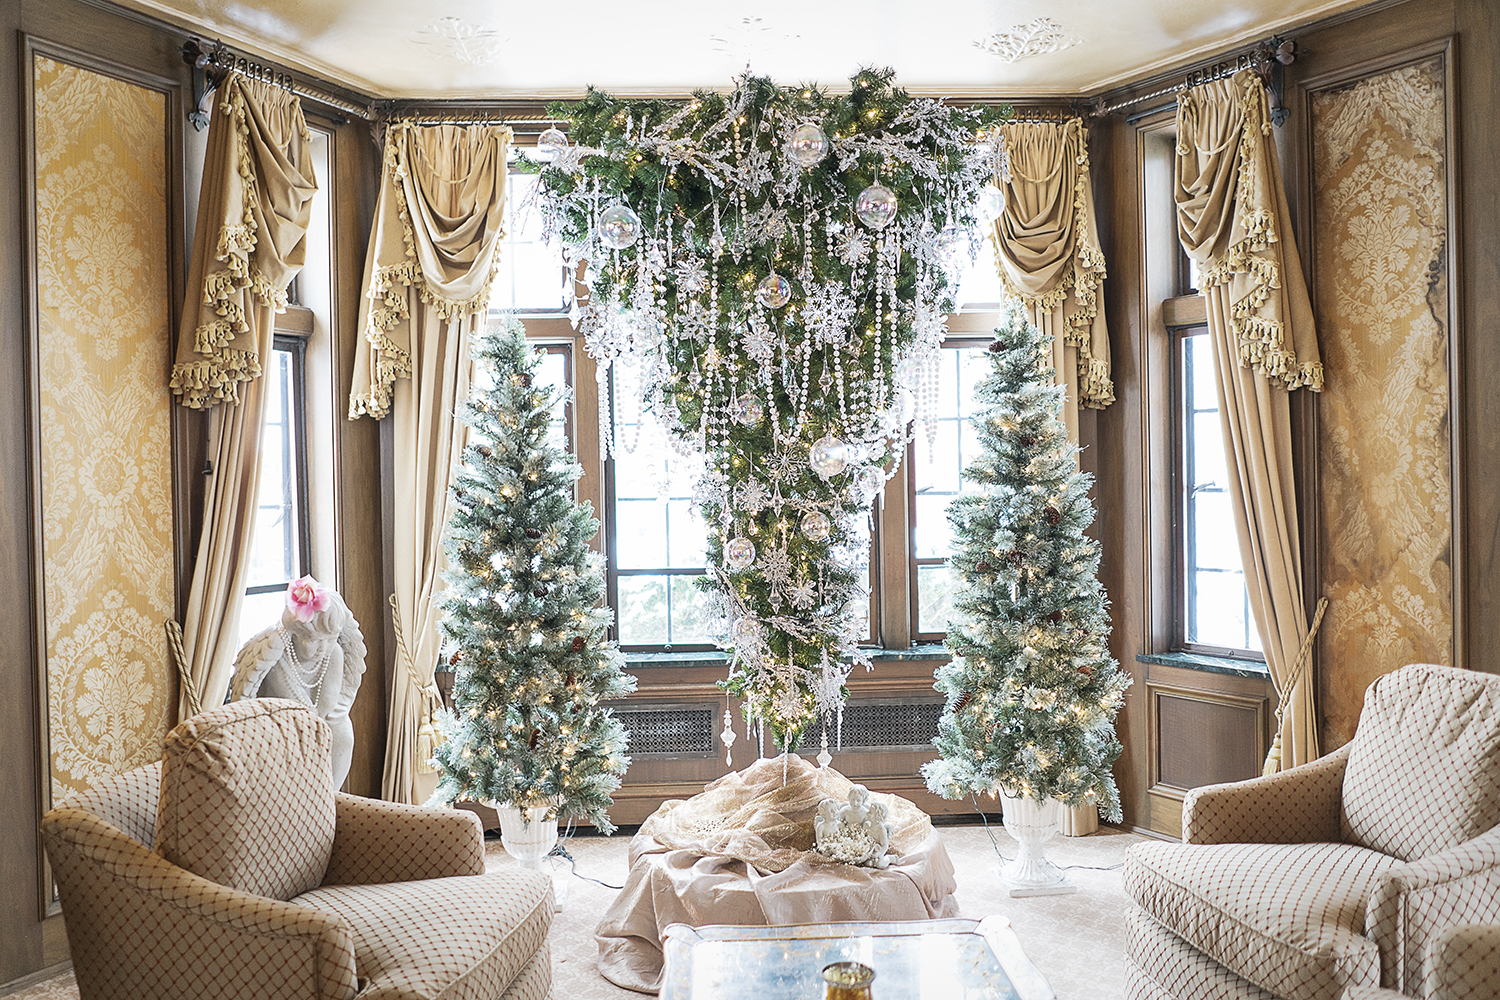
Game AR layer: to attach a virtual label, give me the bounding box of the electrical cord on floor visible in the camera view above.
[547,819,626,890]
[969,793,1124,872]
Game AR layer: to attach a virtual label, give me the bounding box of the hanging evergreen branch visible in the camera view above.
[433,320,636,831]
[537,70,1008,752]
[922,304,1130,821]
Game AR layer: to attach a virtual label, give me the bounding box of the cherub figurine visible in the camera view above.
[814,797,841,844]
[231,577,367,787]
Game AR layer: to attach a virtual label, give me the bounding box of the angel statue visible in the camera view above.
[231,576,367,787]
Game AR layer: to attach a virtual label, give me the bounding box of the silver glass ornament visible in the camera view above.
[786,122,830,168]
[731,394,766,426]
[801,511,831,542]
[856,464,885,499]
[755,272,792,309]
[598,204,642,250]
[535,127,568,161]
[726,537,756,570]
[809,435,848,479]
[854,184,898,230]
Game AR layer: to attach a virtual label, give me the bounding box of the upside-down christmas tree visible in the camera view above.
[433,321,635,834]
[922,304,1129,834]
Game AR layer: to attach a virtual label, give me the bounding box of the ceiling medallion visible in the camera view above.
[974,17,1078,63]
[414,17,504,67]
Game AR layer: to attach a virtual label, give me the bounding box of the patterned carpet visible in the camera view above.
[5,823,1145,1000]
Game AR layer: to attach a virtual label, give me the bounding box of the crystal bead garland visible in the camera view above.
[536,72,998,748]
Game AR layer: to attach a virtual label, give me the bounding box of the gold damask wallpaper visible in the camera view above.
[34,56,175,800]
[1312,57,1451,749]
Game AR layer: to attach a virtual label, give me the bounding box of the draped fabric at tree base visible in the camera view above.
[992,118,1115,834]
[169,77,317,722]
[1175,70,1325,772]
[992,117,1114,443]
[349,122,510,804]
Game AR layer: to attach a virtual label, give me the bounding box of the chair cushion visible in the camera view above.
[1125,905,1279,1000]
[296,870,553,1000]
[157,698,336,901]
[1341,664,1500,862]
[1125,841,1398,1000]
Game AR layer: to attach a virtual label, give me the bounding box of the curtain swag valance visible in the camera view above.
[1175,70,1323,392]
[349,122,511,419]
[171,76,317,409]
[993,116,1115,416]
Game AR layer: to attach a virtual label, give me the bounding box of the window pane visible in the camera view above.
[1192,411,1228,489]
[910,345,989,634]
[1179,330,1260,654]
[668,577,712,645]
[238,590,287,645]
[954,217,1003,308]
[917,563,960,635]
[615,499,668,569]
[617,575,667,645]
[1190,569,1260,651]
[666,501,707,569]
[489,174,566,313]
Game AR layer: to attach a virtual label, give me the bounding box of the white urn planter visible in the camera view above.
[492,802,567,911]
[998,793,1078,897]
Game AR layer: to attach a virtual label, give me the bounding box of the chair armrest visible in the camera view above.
[323,792,485,885]
[40,808,358,1000]
[1367,825,1500,993]
[1427,924,1500,1000]
[1181,743,1350,845]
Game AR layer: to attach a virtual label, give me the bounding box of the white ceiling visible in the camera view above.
[118,0,1370,100]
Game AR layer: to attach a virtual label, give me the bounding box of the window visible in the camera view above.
[909,342,991,639]
[605,363,712,648]
[239,335,310,639]
[1173,327,1261,655]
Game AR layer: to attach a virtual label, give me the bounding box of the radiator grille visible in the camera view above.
[837,700,944,750]
[614,704,717,758]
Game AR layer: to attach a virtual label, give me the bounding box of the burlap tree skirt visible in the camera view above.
[596,754,960,992]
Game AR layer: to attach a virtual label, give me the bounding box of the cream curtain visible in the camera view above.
[169,76,317,722]
[1174,70,1325,772]
[992,117,1115,441]
[350,122,510,803]
[992,118,1114,834]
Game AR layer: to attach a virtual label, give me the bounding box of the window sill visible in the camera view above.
[1136,651,1270,679]
[623,644,952,669]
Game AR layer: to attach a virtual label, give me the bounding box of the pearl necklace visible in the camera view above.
[275,622,332,704]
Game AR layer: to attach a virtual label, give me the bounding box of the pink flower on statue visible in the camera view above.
[286,576,330,622]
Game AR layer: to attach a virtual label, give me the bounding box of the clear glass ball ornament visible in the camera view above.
[731,617,759,645]
[977,183,1006,224]
[598,204,642,250]
[755,272,792,309]
[731,393,765,426]
[786,122,830,168]
[809,435,848,478]
[535,127,568,161]
[725,537,756,570]
[801,511,831,542]
[856,464,885,499]
[855,184,898,230]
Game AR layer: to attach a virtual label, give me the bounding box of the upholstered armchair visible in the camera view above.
[41,699,553,1000]
[1124,663,1500,1000]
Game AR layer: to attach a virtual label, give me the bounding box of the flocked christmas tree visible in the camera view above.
[433,320,635,832]
[922,303,1130,821]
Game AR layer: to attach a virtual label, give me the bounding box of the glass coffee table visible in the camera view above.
[659,916,1054,1000]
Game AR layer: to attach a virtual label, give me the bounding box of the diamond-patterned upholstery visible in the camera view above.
[1126,840,1395,1000]
[157,698,337,901]
[1341,925,1500,1000]
[1127,664,1500,1000]
[41,701,553,1000]
[1341,665,1500,862]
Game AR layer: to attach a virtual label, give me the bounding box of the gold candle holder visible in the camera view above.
[822,961,875,1000]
